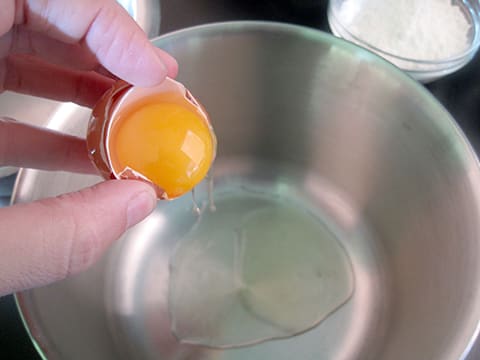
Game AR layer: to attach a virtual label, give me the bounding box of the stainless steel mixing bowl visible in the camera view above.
[11,21,480,360]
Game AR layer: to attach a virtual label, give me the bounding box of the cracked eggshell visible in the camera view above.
[86,77,216,200]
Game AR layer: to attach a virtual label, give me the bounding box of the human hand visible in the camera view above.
[0,0,178,296]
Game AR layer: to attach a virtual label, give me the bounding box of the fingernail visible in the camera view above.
[153,55,168,78]
[154,48,179,78]
[131,49,168,87]
[144,51,168,86]
[126,191,157,228]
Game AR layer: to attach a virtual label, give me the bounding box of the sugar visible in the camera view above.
[336,0,472,60]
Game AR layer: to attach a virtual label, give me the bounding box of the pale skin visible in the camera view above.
[0,0,179,296]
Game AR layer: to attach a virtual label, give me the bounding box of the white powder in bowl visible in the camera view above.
[335,0,473,60]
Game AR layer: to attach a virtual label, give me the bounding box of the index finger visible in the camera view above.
[17,0,178,86]
[0,117,95,174]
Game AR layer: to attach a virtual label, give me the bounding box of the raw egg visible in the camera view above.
[87,77,216,200]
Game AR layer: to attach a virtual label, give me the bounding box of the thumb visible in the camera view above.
[0,179,156,296]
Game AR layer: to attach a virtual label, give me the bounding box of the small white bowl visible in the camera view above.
[327,0,480,82]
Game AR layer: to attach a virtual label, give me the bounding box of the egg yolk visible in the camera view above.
[108,93,215,199]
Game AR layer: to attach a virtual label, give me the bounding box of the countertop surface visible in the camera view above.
[1,0,480,359]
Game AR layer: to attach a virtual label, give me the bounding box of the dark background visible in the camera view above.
[1,0,479,358]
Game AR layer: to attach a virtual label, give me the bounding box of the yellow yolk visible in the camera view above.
[108,93,215,199]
